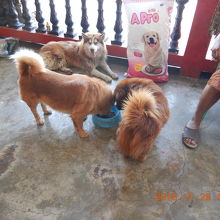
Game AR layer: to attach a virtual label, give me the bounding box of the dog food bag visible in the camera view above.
[123,0,174,82]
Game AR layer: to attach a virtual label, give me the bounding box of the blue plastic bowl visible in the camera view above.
[92,105,122,128]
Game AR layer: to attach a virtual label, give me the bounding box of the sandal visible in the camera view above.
[182,126,200,149]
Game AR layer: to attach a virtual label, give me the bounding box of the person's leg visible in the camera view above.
[188,84,220,128]
[183,84,220,148]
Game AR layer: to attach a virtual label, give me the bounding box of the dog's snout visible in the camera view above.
[149,37,155,44]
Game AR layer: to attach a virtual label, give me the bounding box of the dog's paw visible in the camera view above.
[111,72,119,80]
[44,110,52,115]
[79,130,89,138]
[36,119,44,126]
[137,153,147,162]
[60,67,73,75]
[104,76,112,83]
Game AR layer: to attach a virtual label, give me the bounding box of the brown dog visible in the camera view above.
[12,49,113,138]
[114,78,169,162]
[39,32,118,83]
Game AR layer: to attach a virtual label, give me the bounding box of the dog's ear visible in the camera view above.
[82,32,89,40]
[114,88,125,101]
[156,33,160,47]
[114,88,128,110]
[142,34,146,44]
[156,32,160,41]
[100,32,105,41]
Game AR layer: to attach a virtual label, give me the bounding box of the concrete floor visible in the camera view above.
[0,45,220,220]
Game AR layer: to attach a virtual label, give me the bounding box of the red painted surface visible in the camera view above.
[0,28,75,44]
[0,0,219,78]
[168,0,218,77]
[180,0,219,77]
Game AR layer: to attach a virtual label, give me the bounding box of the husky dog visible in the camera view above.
[39,32,118,83]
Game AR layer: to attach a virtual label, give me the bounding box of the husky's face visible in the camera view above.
[82,32,105,58]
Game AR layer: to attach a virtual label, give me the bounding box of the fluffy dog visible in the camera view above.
[142,31,166,74]
[12,49,113,138]
[39,32,118,83]
[114,78,169,162]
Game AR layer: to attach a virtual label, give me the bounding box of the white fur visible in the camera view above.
[90,44,98,54]
[11,49,45,72]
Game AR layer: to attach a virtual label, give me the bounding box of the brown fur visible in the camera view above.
[114,78,169,162]
[12,49,113,138]
[39,32,118,83]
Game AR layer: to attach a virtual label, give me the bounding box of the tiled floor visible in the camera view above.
[0,44,220,220]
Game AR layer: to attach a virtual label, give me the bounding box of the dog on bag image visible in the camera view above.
[142,31,166,75]
[114,78,169,162]
[39,32,118,83]
[12,49,114,138]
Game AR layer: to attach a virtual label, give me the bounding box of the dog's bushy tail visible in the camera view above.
[11,49,45,76]
[117,89,162,160]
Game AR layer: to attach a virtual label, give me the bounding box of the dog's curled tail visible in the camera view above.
[117,89,161,160]
[11,49,45,76]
